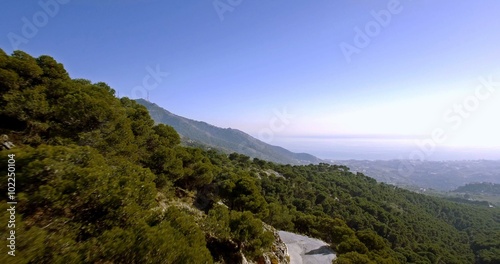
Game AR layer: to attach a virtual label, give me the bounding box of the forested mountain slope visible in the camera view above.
[453,183,500,196]
[0,49,499,264]
[135,99,322,165]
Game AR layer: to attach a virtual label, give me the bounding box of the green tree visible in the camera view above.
[337,237,369,254]
[356,230,386,251]
[334,252,374,264]
[229,211,274,259]
[206,204,231,239]
[229,175,268,217]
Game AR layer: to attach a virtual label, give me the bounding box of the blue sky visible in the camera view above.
[1,0,500,158]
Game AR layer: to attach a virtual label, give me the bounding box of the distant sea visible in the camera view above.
[271,137,500,161]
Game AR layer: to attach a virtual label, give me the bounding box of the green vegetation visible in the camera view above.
[1,49,499,263]
[250,162,500,263]
[135,99,321,165]
[453,183,500,196]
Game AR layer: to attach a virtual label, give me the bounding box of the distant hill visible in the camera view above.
[453,182,500,195]
[5,49,500,264]
[331,159,500,191]
[135,99,322,165]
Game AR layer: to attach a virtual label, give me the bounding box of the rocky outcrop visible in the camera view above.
[1,134,15,150]
[206,223,290,264]
[265,224,290,264]
[243,224,289,264]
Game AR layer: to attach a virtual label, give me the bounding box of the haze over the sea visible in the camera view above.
[270,136,500,161]
[2,1,499,157]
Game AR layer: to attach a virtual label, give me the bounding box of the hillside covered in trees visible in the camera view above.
[453,183,500,196]
[134,99,322,165]
[1,49,499,264]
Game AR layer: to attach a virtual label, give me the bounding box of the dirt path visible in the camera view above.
[278,231,336,264]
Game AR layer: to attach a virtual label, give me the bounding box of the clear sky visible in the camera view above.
[1,0,500,159]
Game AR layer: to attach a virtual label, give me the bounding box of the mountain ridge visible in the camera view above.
[135,99,322,165]
[2,50,499,264]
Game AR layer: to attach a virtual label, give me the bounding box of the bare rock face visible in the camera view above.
[241,254,250,264]
[268,226,290,264]
[1,134,15,150]
[244,224,290,264]
[208,221,290,264]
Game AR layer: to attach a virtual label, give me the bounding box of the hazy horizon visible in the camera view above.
[268,135,500,161]
[2,1,499,156]
[3,2,500,263]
